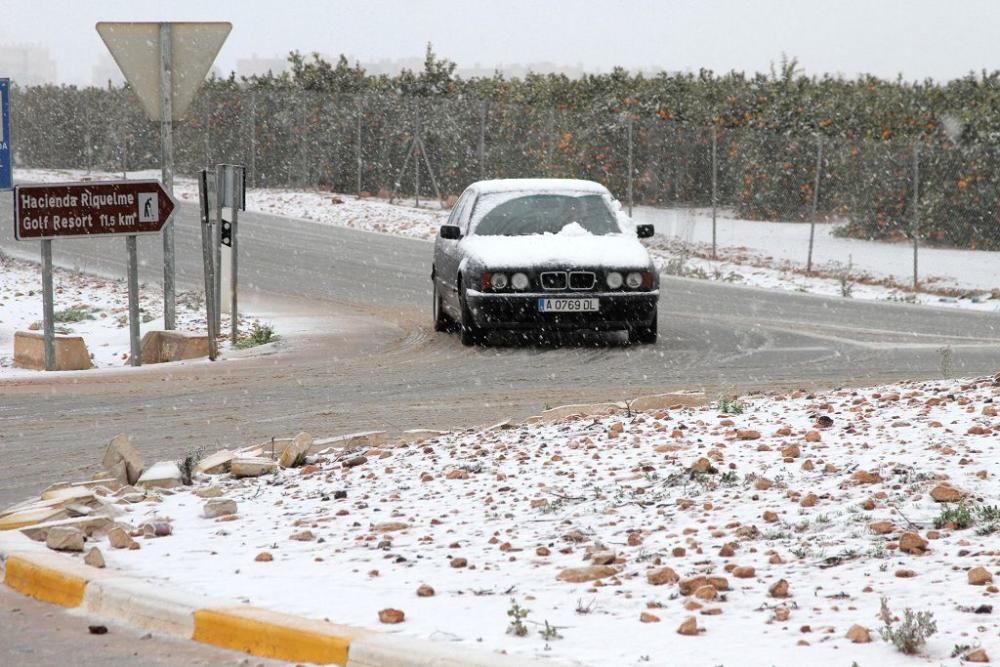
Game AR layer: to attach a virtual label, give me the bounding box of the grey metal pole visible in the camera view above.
[126,235,141,367]
[478,100,487,181]
[627,115,634,217]
[711,125,718,260]
[198,170,218,360]
[912,142,919,290]
[248,91,257,188]
[41,239,55,371]
[414,105,421,208]
[356,98,363,196]
[417,135,443,203]
[214,167,222,331]
[159,23,176,330]
[807,135,823,273]
[230,168,240,345]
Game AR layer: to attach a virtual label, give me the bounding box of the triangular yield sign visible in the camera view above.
[96,22,231,121]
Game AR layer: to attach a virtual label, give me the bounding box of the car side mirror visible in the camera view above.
[439,224,462,240]
[636,224,654,239]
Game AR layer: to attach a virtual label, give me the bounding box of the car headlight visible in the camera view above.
[626,272,643,289]
[606,271,623,289]
[490,272,509,290]
[511,272,529,290]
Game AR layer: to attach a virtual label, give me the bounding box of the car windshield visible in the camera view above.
[471,193,620,236]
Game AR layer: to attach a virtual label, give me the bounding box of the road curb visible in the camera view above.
[0,533,570,666]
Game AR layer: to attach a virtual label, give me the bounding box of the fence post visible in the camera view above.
[912,142,920,290]
[807,135,823,272]
[478,100,487,181]
[356,96,363,196]
[414,102,421,207]
[626,115,634,216]
[248,90,257,188]
[711,125,718,259]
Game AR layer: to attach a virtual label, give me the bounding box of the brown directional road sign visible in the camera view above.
[14,180,177,241]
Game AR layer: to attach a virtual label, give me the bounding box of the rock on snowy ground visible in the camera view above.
[96,374,1000,666]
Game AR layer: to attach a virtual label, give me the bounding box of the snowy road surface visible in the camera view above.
[1,194,999,510]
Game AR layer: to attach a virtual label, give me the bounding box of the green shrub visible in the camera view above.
[879,598,937,654]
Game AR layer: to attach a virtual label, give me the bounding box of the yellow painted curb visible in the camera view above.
[3,555,87,607]
[193,608,365,665]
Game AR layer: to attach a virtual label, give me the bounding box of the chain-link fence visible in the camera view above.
[10,85,1000,280]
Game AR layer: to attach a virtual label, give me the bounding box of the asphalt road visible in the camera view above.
[1,192,999,665]
[2,194,1000,510]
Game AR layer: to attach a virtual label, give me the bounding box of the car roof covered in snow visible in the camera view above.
[467,178,610,196]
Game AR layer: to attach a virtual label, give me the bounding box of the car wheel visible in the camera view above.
[459,289,485,346]
[432,280,451,332]
[628,307,658,345]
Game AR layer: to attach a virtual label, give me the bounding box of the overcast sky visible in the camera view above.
[3,0,999,85]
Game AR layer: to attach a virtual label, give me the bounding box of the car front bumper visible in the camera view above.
[464,289,659,331]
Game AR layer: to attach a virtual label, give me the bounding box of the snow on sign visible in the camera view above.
[14,181,177,240]
[0,78,11,190]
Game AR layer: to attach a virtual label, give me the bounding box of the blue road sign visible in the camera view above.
[0,79,10,190]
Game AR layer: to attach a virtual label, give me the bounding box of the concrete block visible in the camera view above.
[140,330,210,365]
[13,331,91,371]
[136,461,183,489]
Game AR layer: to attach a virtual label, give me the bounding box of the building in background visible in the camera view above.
[236,54,289,78]
[0,44,57,85]
[91,53,125,88]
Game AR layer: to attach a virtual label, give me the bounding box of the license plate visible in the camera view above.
[537,298,599,313]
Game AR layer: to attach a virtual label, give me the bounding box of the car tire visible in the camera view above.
[433,280,451,332]
[628,308,658,345]
[459,289,485,346]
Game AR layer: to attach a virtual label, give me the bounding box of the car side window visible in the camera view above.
[446,192,468,227]
[459,194,478,235]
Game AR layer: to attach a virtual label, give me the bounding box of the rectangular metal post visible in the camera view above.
[414,105,421,208]
[230,168,240,345]
[214,167,223,329]
[126,235,141,367]
[356,98,363,196]
[41,239,55,371]
[711,125,718,260]
[807,136,823,273]
[159,23,176,330]
[478,101,487,181]
[198,170,218,360]
[912,142,920,290]
[626,115,634,217]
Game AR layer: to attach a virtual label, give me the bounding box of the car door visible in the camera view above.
[435,190,473,314]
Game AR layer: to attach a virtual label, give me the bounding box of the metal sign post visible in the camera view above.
[126,235,141,365]
[40,240,55,370]
[0,78,12,191]
[215,164,245,343]
[197,170,218,360]
[159,24,176,331]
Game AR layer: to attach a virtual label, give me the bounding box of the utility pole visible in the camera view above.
[159,23,176,330]
[807,135,823,273]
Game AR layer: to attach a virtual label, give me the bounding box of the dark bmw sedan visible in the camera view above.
[431,179,658,346]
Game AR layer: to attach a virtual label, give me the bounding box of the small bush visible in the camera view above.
[717,395,746,414]
[235,321,277,349]
[506,598,529,637]
[879,597,937,654]
[53,306,96,323]
[934,503,973,529]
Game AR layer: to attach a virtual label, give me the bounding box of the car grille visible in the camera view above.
[540,271,596,291]
[569,271,596,290]
[540,271,567,290]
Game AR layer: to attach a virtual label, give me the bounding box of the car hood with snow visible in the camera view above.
[460,222,653,270]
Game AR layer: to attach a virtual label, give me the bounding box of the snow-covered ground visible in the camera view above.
[97,375,1000,666]
[0,253,259,375]
[15,168,1000,313]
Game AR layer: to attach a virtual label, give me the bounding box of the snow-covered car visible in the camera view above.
[431,179,658,345]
